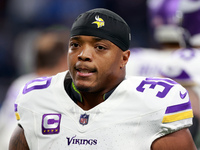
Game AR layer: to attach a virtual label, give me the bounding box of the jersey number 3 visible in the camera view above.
[136,78,176,98]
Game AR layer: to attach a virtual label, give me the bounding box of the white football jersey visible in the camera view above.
[126,48,172,77]
[15,71,193,150]
[161,48,200,86]
[161,48,200,99]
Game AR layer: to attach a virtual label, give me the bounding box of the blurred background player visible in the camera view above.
[126,0,185,78]
[0,26,70,150]
[160,0,200,147]
[148,0,188,50]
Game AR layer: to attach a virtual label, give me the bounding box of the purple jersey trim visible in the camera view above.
[14,103,18,112]
[165,100,192,114]
[23,77,52,94]
[146,77,177,84]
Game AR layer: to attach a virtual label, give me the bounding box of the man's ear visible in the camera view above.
[120,50,130,68]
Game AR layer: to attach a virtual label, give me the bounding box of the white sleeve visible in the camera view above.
[156,83,193,138]
[15,89,38,149]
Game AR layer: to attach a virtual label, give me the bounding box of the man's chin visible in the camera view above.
[75,83,92,92]
[74,80,96,92]
[76,86,91,92]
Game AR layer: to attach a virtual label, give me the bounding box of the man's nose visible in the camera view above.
[78,46,93,61]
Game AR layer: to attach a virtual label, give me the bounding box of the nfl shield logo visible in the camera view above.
[79,114,89,125]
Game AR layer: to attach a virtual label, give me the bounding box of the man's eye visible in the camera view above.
[70,43,79,47]
[97,46,106,50]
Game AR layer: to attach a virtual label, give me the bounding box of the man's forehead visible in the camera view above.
[70,36,109,42]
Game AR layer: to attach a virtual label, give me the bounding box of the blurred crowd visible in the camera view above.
[1,0,200,149]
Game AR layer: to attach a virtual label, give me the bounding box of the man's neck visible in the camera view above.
[77,92,104,110]
[71,82,117,110]
[64,72,123,110]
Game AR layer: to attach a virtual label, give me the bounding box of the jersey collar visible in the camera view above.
[71,82,116,103]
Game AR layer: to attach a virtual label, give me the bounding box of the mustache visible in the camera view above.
[75,64,97,72]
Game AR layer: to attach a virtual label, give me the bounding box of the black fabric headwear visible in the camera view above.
[70,8,131,51]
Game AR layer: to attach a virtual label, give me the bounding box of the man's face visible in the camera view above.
[67,35,129,93]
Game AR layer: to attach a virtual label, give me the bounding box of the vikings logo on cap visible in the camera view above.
[92,16,105,28]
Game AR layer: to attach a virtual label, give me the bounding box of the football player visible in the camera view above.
[126,0,188,80]
[9,8,196,150]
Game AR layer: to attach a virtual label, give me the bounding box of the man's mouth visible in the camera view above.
[77,69,91,73]
[75,66,96,77]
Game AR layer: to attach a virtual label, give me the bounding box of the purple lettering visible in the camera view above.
[136,77,175,98]
[66,136,97,146]
[66,136,76,145]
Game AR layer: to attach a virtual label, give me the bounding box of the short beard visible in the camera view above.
[76,86,91,92]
